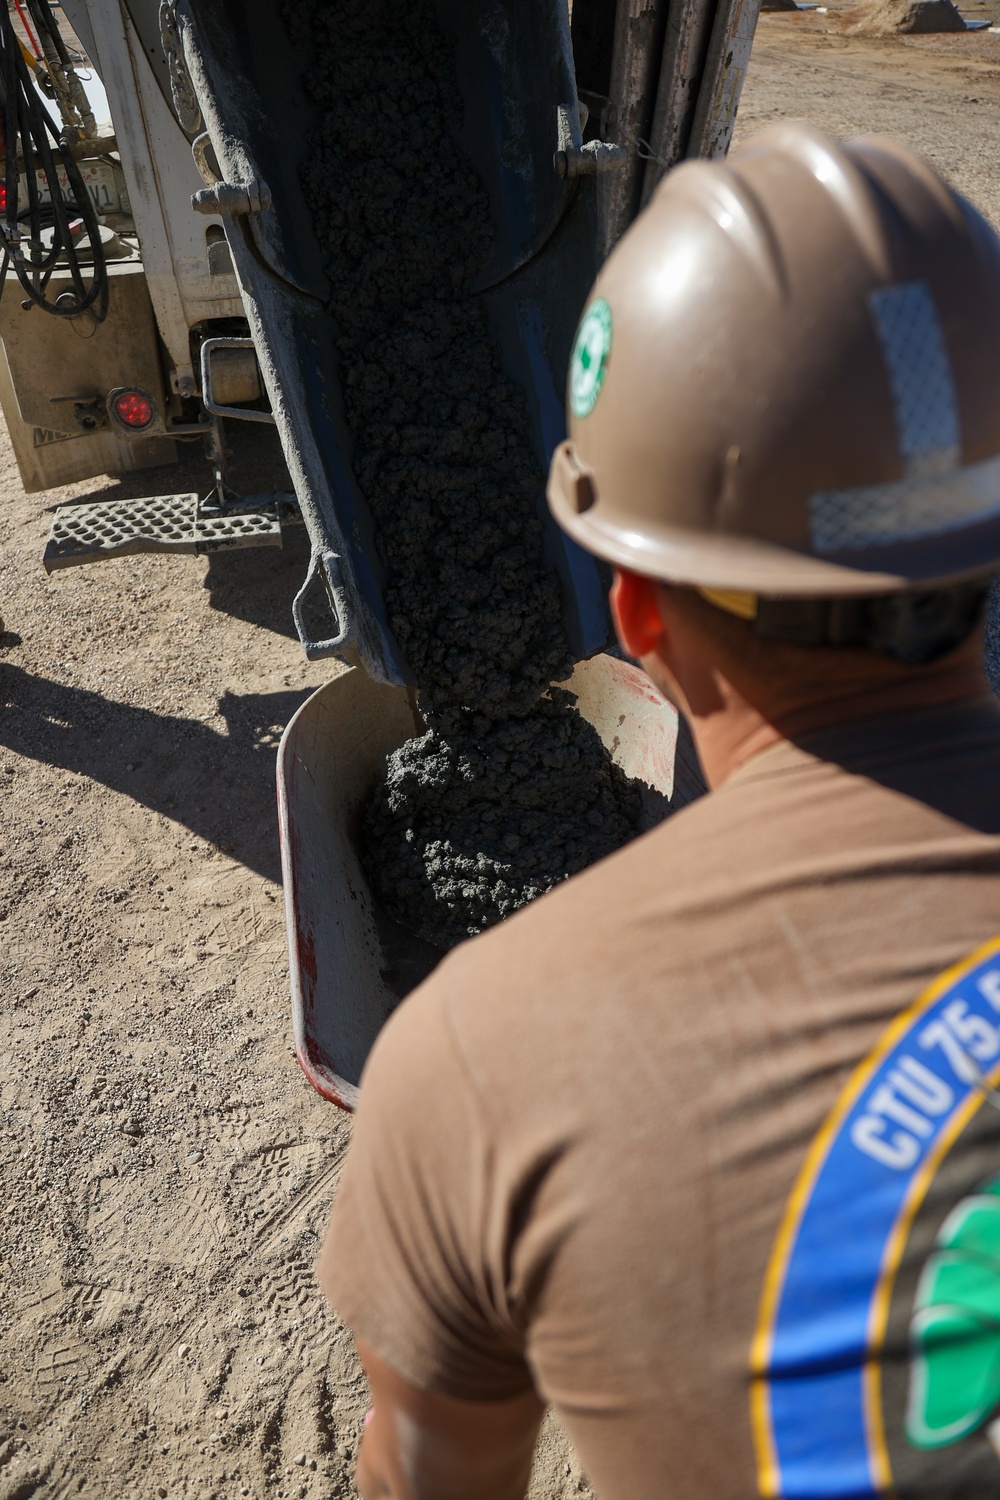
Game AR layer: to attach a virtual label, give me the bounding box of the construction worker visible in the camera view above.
[318,124,1000,1499]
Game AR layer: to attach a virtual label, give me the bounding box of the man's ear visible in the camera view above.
[610,568,667,658]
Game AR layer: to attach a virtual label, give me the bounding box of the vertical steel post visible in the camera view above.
[686,0,763,160]
[639,0,718,205]
[599,0,669,258]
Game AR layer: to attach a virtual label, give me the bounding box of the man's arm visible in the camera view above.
[355,1338,545,1500]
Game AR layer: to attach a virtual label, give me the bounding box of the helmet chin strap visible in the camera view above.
[696,587,758,620]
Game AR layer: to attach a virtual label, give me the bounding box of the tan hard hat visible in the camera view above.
[548,123,1000,596]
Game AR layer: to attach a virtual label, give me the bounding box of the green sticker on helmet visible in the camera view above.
[570,297,612,418]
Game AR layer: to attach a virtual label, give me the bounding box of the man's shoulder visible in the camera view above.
[386,705,1000,1108]
[443,784,718,972]
[413,746,816,1041]
[399,789,727,1093]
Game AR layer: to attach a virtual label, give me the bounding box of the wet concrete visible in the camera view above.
[288,0,641,946]
[364,690,642,948]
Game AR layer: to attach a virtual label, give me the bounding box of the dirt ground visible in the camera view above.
[3,13,1000,1499]
[735,0,1000,223]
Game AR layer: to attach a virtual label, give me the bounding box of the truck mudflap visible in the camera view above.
[177,0,612,682]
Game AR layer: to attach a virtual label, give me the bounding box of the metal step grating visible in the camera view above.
[43,491,285,572]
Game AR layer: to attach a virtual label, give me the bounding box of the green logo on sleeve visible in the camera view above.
[907,1182,1000,1452]
[570,297,613,419]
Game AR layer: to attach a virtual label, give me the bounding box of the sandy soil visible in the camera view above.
[736,2,1000,225]
[0,421,588,1500]
[3,14,1000,1500]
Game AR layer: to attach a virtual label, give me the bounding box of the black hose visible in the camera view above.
[0,0,108,320]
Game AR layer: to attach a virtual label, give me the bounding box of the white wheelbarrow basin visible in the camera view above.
[276,654,705,1109]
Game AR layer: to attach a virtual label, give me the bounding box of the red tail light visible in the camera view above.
[109,388,157,432]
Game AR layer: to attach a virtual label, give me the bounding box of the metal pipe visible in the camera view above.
[599,0,669,258]
[686,0,763,160]
[639,0,718,204]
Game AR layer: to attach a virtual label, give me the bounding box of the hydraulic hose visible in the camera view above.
[0,0,108,321]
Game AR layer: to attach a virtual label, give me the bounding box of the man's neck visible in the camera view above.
[678,646,990,791]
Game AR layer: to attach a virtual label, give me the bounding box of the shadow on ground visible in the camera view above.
[0,664,313,882]
[203,523,311,641]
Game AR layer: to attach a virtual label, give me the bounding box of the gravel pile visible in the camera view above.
[852,0,965,32]
[287,0,641,948]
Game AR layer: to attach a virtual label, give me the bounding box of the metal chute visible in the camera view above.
[173,0,759,681]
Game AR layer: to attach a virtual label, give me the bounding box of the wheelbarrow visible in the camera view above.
[277,653,705,1109]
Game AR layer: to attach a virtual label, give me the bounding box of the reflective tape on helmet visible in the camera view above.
[810,452,1000,554]
[869,281,960,477]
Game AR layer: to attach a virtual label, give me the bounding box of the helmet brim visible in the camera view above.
[548,456,1000,597]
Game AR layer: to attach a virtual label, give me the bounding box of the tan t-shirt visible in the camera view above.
[320,695,1000,1500]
